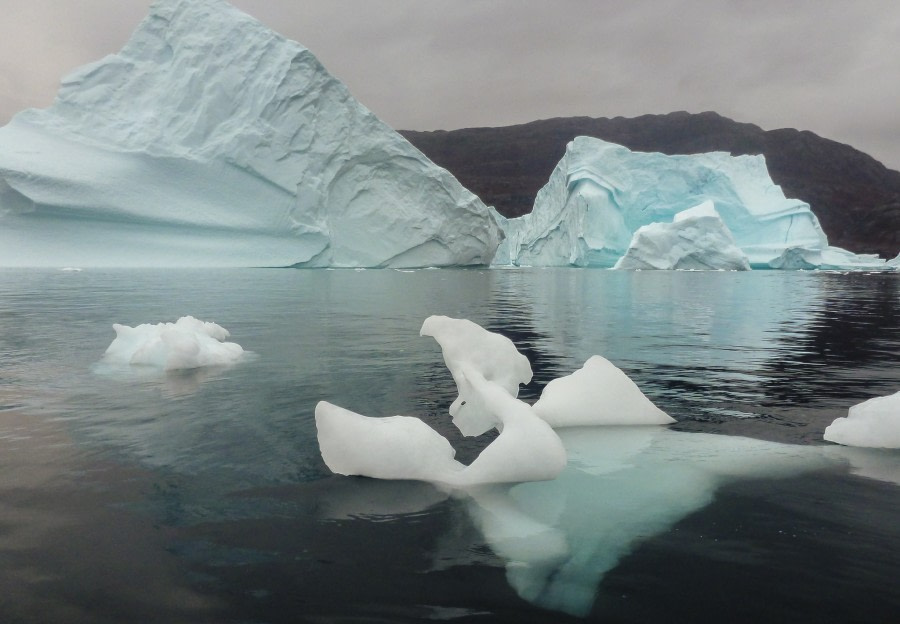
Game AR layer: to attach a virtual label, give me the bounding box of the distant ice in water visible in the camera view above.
[99,315,245,371]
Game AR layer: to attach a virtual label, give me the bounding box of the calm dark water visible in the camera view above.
[0,268,898,622]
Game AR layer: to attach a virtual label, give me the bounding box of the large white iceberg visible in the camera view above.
[0,0,500,268]
[824,391,900,448]
[613,201,751,271]
[494,136,888,270]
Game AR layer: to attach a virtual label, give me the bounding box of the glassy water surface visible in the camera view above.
[1,268,898,622]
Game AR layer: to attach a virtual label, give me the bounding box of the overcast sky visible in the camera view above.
[2,0,898,170]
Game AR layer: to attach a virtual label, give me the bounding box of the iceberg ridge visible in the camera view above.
[0,0,501,268]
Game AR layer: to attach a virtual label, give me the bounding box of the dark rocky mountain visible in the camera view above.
[400,111,900,258]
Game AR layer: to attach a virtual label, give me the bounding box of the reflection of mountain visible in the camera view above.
[758,274,900,426]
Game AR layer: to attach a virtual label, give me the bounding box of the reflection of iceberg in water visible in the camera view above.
[466,427,835,616]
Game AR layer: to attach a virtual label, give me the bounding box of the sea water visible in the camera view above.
[1,268,898,622]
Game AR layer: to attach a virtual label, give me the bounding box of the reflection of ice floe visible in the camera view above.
[99,315,245,371]
[824,391,900,448]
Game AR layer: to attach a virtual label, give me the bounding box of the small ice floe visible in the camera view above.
[315,316,673,489]
[824,391,900,448]
[100,315,245,371]
[60,267,82,272]
[533,355,674,427]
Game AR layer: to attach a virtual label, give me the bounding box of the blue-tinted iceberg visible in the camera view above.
[0,0,500,268]
[494,136,888,270]
[614,201,751,270]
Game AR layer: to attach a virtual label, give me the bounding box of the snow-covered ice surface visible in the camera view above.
[494,136,889,270]
[533,355,675,426]
[99,315,244,371]
[614,201,751,271]
[316,316,567,487]
[420,315,533,436]
[824,391,900,448]
[0,0,500,268]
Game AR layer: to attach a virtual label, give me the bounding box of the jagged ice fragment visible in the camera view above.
[101,315,244,370]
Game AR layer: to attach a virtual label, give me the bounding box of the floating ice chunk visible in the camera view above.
[824,391,900,448]
[101,315,244,370]
[0,0,500,268]
[315,368,566,488]
[420,315,532,436]
[316,317,565,487]
[614,201,751,271]
[315,401,464,481]
[454,367,567,486]
[481,427,834,616]
[533,355,674,427]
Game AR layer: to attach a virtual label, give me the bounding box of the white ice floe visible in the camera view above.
[420,315,532,436]
[533,355,675,427]
[316,316,566,487]
[101,315,244,370]
[824,391,900,448]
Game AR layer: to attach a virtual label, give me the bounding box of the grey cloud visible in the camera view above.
[1,0,898,170]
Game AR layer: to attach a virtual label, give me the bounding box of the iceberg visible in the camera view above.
[824,391,900,448]
[613,201,751,270]
[0,0,500,268]
[99,315,244,370]
[495,136,888,270]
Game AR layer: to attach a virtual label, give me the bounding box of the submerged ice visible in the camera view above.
[0,0,500,268]
[494,137,888,271]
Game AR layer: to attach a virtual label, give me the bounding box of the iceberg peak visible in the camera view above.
[0,0,501,268]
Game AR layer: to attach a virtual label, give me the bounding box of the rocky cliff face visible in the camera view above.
[402,111,900,258]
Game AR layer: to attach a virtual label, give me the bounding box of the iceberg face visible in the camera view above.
[614,201,751,270]
[0,0,500,268]
[824,391,900,448]
[496,136,886,270]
